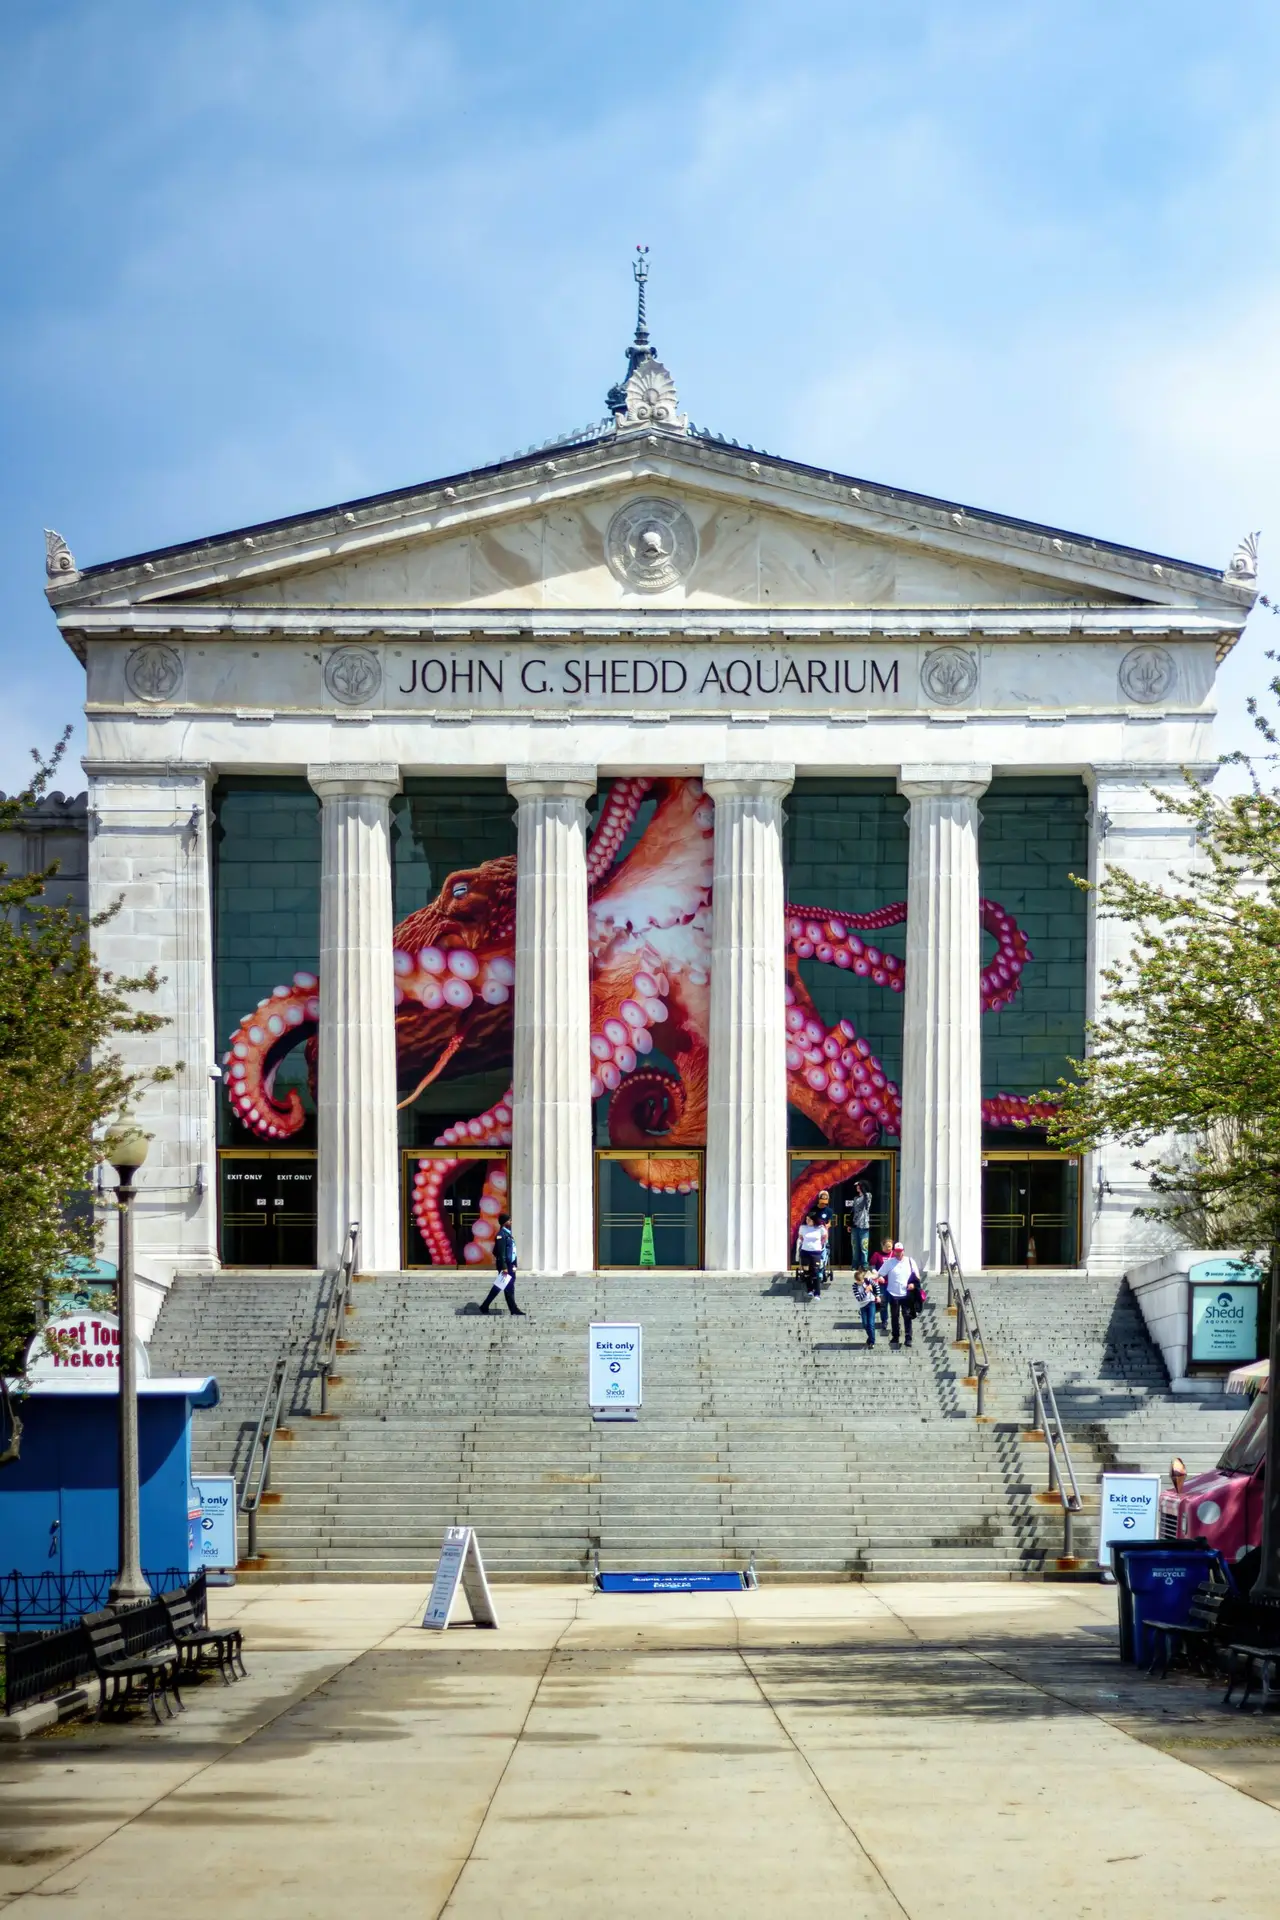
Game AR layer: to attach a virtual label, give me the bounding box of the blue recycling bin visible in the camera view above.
[1114,1545,1230,1666]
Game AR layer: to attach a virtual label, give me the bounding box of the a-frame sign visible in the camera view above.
[421,1526,500,1630]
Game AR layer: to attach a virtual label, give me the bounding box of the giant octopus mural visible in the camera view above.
[222,776,1053,1263]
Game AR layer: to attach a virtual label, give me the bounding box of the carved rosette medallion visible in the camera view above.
[125,643,183,703]
[605,496,698,593]
[920,646,979,707]
[1118,645,1175,705]
[324,646,383,706]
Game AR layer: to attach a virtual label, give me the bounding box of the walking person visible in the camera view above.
[478,1215,525,1316]
[869,1237,894,1332]
[849,1181,872,1271]
[794,1209,828,1301]
[813,1188,834,1287]
[852,1271,878,1349]
[881,1241,921,1349]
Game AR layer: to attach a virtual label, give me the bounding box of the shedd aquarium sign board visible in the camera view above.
[589,1324,642,1422]
[1189,1260,1262,1367]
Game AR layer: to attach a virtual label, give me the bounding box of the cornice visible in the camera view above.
[60,606,1240,646]
[46,429,1254,624]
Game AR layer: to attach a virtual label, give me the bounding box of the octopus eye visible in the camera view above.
[451,881,469,898]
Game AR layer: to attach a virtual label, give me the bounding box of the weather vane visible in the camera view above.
[633,244,650,346]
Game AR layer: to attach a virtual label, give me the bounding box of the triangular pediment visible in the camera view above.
[48,426,1254,623]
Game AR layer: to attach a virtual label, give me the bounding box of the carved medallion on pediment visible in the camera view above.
[324,646,383,705]
[1118,645,1175,705]
[920,646,979,706]
[606,497,698,593]
[125,643,183,703]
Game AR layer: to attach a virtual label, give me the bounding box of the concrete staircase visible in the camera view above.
[146,1267,1243,1580]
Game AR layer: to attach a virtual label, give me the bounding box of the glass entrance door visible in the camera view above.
[219,1151,317,1266]
[403,1150,510,1268]
[787,1152,895,1268]
[595,1151,703,1269]
[981,1154,1081,1267]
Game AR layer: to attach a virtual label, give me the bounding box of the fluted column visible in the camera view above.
[507,765,596,1275]
[308,763,402,1271]
[702,763,795,1274]
[897,764,991,1275]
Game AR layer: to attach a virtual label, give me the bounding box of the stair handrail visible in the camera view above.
[318,1222,359,1417]
[238,1342,292,1560]
[1029,1358,1084,1560]
[937,1221,990,1416]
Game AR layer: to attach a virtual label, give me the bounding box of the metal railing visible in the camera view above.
[4,1571,206,1713]
[238,1344,293,1560]
[938,1221,990,1416]
[1030,1359,1085,1561]
[0,1567,193,1635]
[319,1222,359,1417]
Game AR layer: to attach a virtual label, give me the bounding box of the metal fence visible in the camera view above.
[0,1567,195,1633]
[2,1570,207,1715]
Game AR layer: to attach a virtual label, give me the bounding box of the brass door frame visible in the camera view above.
[980,1151,1083,1268]
[217,1147,317,1269]
[593,1148,705,1271]
[786,1149,897,1241]
[401,1146,511,1271]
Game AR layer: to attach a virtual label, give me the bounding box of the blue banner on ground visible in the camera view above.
[596,1571,746,1593]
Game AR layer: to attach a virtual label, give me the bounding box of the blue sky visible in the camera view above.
[3,0,1279,789]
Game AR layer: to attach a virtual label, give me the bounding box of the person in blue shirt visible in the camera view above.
[479,1215,525,1316]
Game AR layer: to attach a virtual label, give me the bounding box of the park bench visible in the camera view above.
[158,1587,246,1685]
[1145,1578,1232,1679]
[82,1605,182,1723]
[1221,1641,1280,1710]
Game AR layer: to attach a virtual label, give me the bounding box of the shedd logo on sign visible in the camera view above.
[1204,1290,1246,1323]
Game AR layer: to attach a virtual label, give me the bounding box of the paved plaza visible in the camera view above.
[3,1581,1280,1916]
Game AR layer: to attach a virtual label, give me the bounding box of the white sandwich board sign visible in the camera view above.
[422,1527,499,1631]
[1097,1472,1161,1566]
[589,1323,642,1421]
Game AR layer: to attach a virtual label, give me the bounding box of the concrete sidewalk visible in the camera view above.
[3,1582,1279,1917]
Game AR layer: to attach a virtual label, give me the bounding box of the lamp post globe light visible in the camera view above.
[104,1128,150,1607]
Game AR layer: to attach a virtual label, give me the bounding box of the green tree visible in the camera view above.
[1046,680,1280,1260]
[1,734,172,1456]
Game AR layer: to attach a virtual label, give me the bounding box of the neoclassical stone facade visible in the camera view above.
[44,346,1255,1323]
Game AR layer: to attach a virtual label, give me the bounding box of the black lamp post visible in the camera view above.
[106,1129,150,1607]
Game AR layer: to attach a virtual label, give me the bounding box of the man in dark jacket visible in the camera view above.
[479,1215,525,1315]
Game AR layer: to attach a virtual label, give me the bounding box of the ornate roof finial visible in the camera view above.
[607,246,686,433]
[632,244,650,354]
[44,529,78,581]
[1226,530,1260,586]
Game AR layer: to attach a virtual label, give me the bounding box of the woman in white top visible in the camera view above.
[795,1211,828,1300]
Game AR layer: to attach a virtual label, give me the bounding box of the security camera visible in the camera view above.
[208,1063,224,1082]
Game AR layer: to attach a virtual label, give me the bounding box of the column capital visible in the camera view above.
[702,762,795,800]
[506,763,597,801]
[308,763,401,802]
[897,763,991,801]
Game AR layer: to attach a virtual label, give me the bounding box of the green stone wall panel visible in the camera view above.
[979,777,1088,1101]
[212,778,321,1146]
[783,779,909,1147]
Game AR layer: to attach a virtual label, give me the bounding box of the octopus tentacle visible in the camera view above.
[982,1093,1058,1127]
[588,959,671,1099]
[587,777,653,890]
[409,1087,515,1265]
[393,942,514,1017]
[980,899,1033,1012]
[786,909,905,990]
[221,972,319,1139]
[784,974,902,1142]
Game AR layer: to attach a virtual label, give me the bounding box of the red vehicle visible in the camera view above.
[1159,1382,1269,1562]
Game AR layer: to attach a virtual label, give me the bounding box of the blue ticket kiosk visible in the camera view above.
[1,1374,219,1624]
